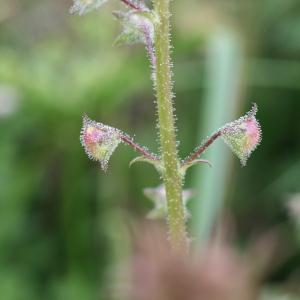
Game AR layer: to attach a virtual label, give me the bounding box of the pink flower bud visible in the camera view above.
[221,104,262,166]
[80,115,121,171]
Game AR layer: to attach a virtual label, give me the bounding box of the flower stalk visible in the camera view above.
[183,131,222,165]
[120,0,142,11]
[120,134,158,161]
[153,0,188,253]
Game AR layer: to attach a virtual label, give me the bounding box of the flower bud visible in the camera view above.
[113,11,155,47]
[80,115,121,171]
[221,104,262,166]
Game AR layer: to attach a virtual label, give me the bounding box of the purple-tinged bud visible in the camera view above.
[70,0,108,15]
[113,10,157,67]
[113,11,154,45]
[80,115,121,171]
[221,104,262,166]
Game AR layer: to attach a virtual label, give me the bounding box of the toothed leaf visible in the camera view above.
[80,115,121,171]
[221,104,262,166]
[70,0,108,15]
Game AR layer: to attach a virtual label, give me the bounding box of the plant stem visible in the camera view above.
[183,131,222,165]
[120,135,158,161]
[120,0,140,10]
[153,0,188,253]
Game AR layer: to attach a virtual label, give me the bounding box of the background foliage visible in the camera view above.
[0,0,299,299]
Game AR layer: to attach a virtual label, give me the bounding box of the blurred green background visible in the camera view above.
[0,0,300,299]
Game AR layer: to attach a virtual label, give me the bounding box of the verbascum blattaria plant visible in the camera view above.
[72,0,262,254]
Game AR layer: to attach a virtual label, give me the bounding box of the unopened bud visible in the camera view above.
[80,115,121,171]
[113,11,155,47]
[221,104,262,166]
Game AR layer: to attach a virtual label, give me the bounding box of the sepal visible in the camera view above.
[180,159,212,178]
[129,156,163,174]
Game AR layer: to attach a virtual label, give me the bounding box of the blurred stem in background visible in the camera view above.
[192,28,245,245]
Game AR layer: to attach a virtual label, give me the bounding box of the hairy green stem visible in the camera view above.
[153,0,188,253]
